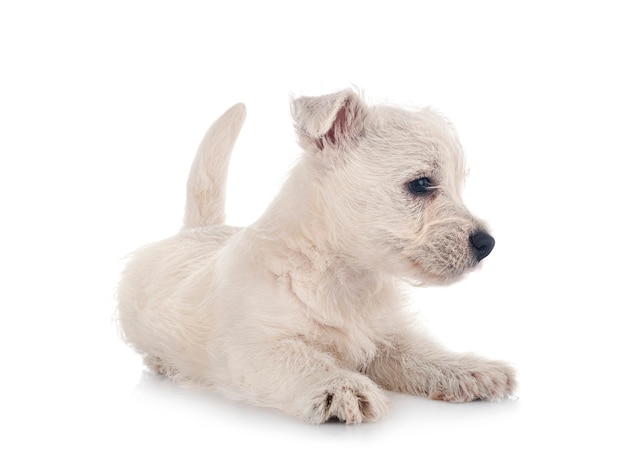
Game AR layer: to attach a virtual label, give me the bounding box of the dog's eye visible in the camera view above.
[407,177,433,196]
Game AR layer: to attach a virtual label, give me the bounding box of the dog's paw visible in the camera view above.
[428,357,517,403]
[305,375,389,424]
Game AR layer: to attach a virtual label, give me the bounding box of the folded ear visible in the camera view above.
[291,89,366,153]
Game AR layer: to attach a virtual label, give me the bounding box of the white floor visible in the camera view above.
[2,2,625,466]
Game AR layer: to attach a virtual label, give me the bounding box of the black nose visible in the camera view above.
[470,231,495,262]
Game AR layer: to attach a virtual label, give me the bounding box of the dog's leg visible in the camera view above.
[366,332,516,402]
[241,339,389,424]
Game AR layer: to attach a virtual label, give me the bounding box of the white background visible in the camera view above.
[2,1,625,466]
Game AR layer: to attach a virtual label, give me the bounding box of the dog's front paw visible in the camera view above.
[306,375,389,424]
[429,357,517,403]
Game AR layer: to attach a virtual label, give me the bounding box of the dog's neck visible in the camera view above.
[252,159,352,254]
[242,162,402,328]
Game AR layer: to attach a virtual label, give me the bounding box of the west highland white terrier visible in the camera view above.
[118,89,516,424]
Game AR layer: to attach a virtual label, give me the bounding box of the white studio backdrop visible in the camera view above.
[1,1,624,466]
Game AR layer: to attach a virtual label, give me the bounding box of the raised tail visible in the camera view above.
[183,103,246,228]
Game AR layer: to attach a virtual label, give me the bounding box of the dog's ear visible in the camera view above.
[291,89,366,154]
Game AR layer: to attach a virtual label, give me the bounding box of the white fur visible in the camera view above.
[117,90,516,424]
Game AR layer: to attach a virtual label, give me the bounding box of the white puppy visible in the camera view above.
[118,90,516,424]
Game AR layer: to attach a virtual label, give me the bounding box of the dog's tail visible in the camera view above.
[183,103,246,228]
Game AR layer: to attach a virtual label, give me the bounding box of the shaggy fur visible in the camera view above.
[117,90,516,424]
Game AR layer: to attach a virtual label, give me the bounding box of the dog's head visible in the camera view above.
[290,89,494,285]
